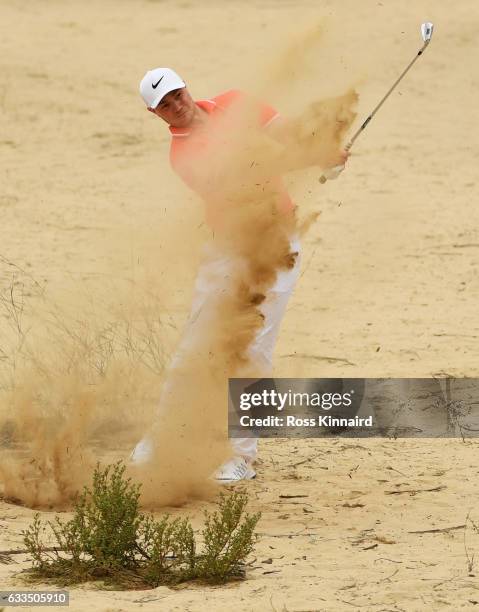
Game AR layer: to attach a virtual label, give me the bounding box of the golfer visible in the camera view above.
[131,67,348,482]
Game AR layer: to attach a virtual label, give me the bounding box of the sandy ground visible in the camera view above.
[1,0,479,610]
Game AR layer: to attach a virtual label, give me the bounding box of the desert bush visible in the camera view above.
[22,462,260,588]
[197,490,260,582]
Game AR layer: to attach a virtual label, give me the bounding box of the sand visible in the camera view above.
[1,0,479,609]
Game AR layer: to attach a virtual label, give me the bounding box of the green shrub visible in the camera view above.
[22,462,260,589]
[138,514,197,586]
[197,490,260,582]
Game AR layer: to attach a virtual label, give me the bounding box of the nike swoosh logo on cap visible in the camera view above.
[152,76,164,89]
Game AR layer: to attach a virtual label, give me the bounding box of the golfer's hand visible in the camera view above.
[325,149,349,168]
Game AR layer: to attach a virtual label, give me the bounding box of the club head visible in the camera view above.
[421,22,434,42]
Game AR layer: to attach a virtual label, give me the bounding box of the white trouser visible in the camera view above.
[187,237,302,461]
[132,237,301,465]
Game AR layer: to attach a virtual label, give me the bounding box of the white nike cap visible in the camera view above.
[139,67,186,109]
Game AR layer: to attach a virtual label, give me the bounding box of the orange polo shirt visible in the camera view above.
[168,89,294,226]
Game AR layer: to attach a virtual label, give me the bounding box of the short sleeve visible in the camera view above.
[213,89,280,128]
[258,101,280,127]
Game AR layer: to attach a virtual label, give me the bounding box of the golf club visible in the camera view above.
[319,21,434,183]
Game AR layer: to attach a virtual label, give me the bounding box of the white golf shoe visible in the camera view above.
[213,456,256,484]
[130,437,153,465]
[131,440,256,484]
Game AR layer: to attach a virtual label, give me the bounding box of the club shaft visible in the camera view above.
[346,39,431,150]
